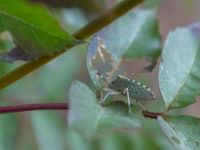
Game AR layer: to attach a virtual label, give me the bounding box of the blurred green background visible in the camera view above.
[0,0,200,149]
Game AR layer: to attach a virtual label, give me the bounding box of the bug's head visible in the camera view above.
[108,79,118,89]
[107,75,127,91]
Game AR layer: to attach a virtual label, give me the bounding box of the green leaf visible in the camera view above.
[66,118,174,150]
[159,24,200,109]
[98,131,162,150]
[30,111,66,150]
[37,0,104,14]
[0,0,76,61]
[67,81,142,140]
[0,102,18,150]
[158,115,200,150]
[65,129,90,150]
[86,8,161,88]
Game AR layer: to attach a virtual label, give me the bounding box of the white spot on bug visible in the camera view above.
[132,80,135,83]
[142,85,146,88]
[147,88,151,92]
[137,82,141,85]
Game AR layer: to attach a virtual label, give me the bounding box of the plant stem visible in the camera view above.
[0,0,143,89]
[0,101,165,119]
[142,111,165,119]
[73,0,143,39]
[0,103,68,114]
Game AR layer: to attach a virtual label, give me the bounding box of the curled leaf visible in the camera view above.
[86,8,161,88]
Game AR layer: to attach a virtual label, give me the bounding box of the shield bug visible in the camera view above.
[90,37,157,112]
[99,74,157,112]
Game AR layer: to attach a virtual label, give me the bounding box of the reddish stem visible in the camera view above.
[0,102,165,119]
[0,103,68,114]
[142,111,165,119]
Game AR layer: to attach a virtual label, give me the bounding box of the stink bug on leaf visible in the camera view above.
[99,74,157,112]
[91,37,157,112]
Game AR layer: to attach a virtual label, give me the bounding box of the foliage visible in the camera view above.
[86,7,161,89]
[0,0,77,61]
[0,0,200,150]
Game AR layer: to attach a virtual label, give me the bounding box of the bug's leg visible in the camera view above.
[98,88,114,99]
[100,89,120,105]
[99,88,116,101]
[123,88,131,113]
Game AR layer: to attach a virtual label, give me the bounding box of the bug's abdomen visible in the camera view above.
[128,81,156,101]
[107,75,156,101]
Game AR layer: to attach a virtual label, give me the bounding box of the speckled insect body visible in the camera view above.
[99,74,157,112]
[108,75,156,101]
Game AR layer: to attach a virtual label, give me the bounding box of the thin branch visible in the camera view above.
[73,0,143,39]
[0,102,166,119]
[0,103,68,114]
[0,0,143,89]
